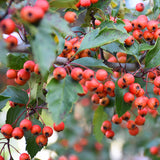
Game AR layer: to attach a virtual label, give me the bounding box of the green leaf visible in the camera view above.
[93,105,108,142]
[7,53,29,70]
[0,95,10,110]
[115,81,131,117]
[91,0,111,11]
[32,31,57,77]
[71,57,112,73]
[1,85,29,104]
[111,0,120,17]
[49,0,79,9]
[145,38,160,68]
[0,40,7,65]
[46,75,83,124]
[6,107,26,126]
[139,43,154,52]
[77,28,128,53]
[24,130,43,158]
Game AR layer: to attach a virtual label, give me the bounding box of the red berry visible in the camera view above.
[17,69,31,81]
[91,94,100,104]
[135,88,145,97]
[133,29,143,41]
[53,122,65,132]
[42,126,53,137]
[23,60,35,72]
[31,125,42,135]
[104,81,115,93]
[134,96,147,109]
[12,127,24,139]
[83,69,94,80]
[34,64,40,75]
[154,29,160,40]
[147,97,159,109]
[95,19,101,26]
[58,156,68,160]
[136,3,144,12]
[150,146,159,155]
[112,114,122,124]
[143,30,154,41]
[6,69,17,79]
[71,67,83,81]
[85,78,99,91]
[5,35,18,48]
[80,0,91,7]
[123,92,135,103]
[125,36,134,46]
[126,120,136,130]
[138,108,148,117]
[121,111,131,121]
[1,124,13,139]
[105,130,115,139]
[135,115,145,126]
[96,69,108,81]
[35,0,49,13]
[64,11,77,23]
[118,77,128,89]
[154,76,160,88]
[15,77,27,85]
[68,154,79,160]
[91,0,98,3]
[0,18,15,34]
[95,83,104,93]
[53,67,67,80]
[147,20,158,32]
[36,135,48,147]
[128,126,139,136]
[20,119,32,131]
[101,120,112,134]
[123,19,133,32]
[0,155,4,160]
[129,83,141,95]
[19,153,31,160]
[99,97,110,107]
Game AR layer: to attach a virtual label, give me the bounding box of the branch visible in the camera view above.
[9,44,32,54]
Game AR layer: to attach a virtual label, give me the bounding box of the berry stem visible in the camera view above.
[0,142,7,155]
[7,139,13,160]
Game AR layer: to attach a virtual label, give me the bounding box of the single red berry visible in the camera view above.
[154,76,160,88]
[104,81,115,93]
[9,101,17,107]
[53,122,65,132]
[126,120,136,130]
[125,36,134,46]
[154,29,160,40]
[143,30,154,41]
[23,60,35,72]
[97,91,107,99]
[1,124,13,139]
[150,146,159,155]
[123,19,133,32]
[138,107,148,117]
[64,11,77,23]
[118,77,128,89]
[19,153,31,160]
[95,83,104,93]
[112,114,122,124]
[17,69,31,81]
[31,125,42,135]
[53,67,67,80]
[133,29,143,41]
[36,135,48,147]
[135,88,145,97]
[121,111,131,121]
[148,70,157,80]
[105,130,115,139]
[129,83,141,95]
[77,85,88,96]
[35,0,49,13]
[147,20,158,32]
[12,127,24,139]
[128,126,139,136]
[20,119,32,131]
[58,156,68,160]
[134,96,147,109]
[0,18,15,34]
[96,69,108,81]
[148,97,159,109]
[99,97,110,107]
[101,120,112,134]
[33,6,45,20]
[80,0,91,7]
[136,18,147,30]
[123,92,135,103]
[34,64,40,75]
[135,115,145,126]
[0,155,4,160]
[95,19,101,26]
[153,86,160,95]
[83,69,94,80]
[131,19,138,30]
[91,94,100,104]
[6,69,17,79]
[42,126,53,137]
[68,154,79,160]
[136,3,144,12]
[71,67,83,81]
[15,77,27,85]
[5,35,18,49]
[85,78,99,91]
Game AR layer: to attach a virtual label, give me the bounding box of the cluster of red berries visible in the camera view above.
[58,154,79,160]
[75,0,99,8]
[150,145,160,156]
[0,119,65,159]
[6,60,40,85]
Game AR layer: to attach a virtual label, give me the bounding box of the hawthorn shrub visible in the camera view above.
[1,0,160,159]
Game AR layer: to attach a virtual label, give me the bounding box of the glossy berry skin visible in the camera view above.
[20,119,32,131]
[85,78,99,91]
[34,64,40,75]
[105,130,115,139]
[135,115,145,126]
[95,19,101,26]
[147,20,158,32]
[96,69,108,81]
[129,83,141,95]
[12,127,24,139]
[154,29,160,40]
[134,96,147,109]
[95,83,104,93]
[148,97,159,109]
[91,94,100,104]
[101,120,112,134]
[104,81,115,93]
[0,155,4,160]
[138,108,148,117]
[83,69,94,80]
[19,153,31,160]
[36,135,48,147]
[154,76,160,88]
[23,60,35,72]
[99,97,110,106]
[153,86,160,95]
[71,67,83,81]
[5,35,18,48]
[112,114,122,124]
[42,126,53,137]
[64,11,77,23]
[150,146,159,155]
[128,126,139,136]
[15,77,27,85]
[143,30,154,41]
[53,122,65,132]
[53,67,67,80]
[123,92,134,103]
[125,36,134,46]
[0,18,15,34]
[135,88,145,97]
[118,77,128,89]
[133,29,143,41]
[148,70,157,80]
[126,120,136,130]
[136,3,144,12]
[6,69,17,79]
[35,0,49,13]
[136,18,147,30]
[80,0,91,7]
[31,125,42,135]
[17,69,31,81]
[123,19,132,32]
[121,111,131,121]
[1,124,13,139]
